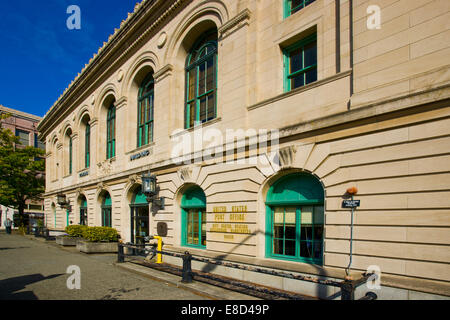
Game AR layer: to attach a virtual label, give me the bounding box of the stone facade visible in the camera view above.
[37,0,450,299]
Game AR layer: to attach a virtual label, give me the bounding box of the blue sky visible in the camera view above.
[0,0,137,117]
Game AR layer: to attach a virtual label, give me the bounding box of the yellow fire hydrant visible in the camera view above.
[153,236,163,264]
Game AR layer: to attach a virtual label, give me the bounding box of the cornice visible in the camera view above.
[38,0,187,137]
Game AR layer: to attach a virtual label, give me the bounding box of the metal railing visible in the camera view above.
[117,241,377,301]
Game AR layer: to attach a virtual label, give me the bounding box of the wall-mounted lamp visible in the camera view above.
[141,172,165,210]
[346,187,358,195]
[57,193,71,212]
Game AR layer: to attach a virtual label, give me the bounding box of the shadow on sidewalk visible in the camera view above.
[0,273,64,300]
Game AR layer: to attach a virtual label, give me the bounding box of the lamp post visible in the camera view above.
[141,172,165,209]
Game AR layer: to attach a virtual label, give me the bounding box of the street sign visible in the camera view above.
[342,200,360,208]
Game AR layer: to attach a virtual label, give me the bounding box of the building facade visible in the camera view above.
[0,105,45,227]
[37,0,450,299]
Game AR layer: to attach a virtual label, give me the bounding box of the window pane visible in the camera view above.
[305,68,317,85]
[314,226,323,241]
[207,92,215,121]
[274,208,284,224]
[300,241,314,258]
[199,96,207,123]
[189,102,196,128]
[291,74,304,89]
[313,242,322,259]
[188,70,196,100]
[304,42,317,68]
[289,48,302,74]
[301,226,313,241]
[206,57,215,92]
[301,207,313,224]
[273,238,283,255]
[314,206,324,224]
[285,240,296,256]
[198,63,206,95]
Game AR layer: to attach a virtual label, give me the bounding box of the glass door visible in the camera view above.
[131,205,149,249]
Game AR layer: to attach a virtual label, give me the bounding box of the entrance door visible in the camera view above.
[131,206,149,246]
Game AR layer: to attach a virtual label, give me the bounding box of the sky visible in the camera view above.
[0,0,137,117]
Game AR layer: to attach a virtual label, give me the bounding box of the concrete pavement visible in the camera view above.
[0,231,257,300]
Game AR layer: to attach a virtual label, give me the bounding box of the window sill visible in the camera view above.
[126,142,155,155]
[247,70,351,111]
[170,117,222,139]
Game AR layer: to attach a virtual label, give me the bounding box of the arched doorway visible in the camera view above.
[130,189,149,246]
[265,173,324,265]
[79,195,88,225]
[181,186,206,248]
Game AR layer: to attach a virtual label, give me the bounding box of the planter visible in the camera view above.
[76,240,118,254]
[56,235,82,246]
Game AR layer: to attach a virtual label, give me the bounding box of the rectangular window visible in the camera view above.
[16,129,30,146]
[284,0,316,18]
[184,208,206,248]
[34,135,45,150]
[284,34,317,92]
[270,205,323,263]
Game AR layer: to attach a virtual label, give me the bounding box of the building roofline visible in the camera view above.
[0,105,42,122]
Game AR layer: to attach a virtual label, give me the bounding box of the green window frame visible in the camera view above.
[283,34,317,92]
[137,74,155,147]
[102,193,112,227]
[69,135,73,174]
[181,186,207,249]
[106,103,116,159]
[185,30,218,129]
[85,123,90,168]
[284,0,316,18]
[265,173,324,265]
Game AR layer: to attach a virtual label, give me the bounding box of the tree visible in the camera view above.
[0,113,45,227]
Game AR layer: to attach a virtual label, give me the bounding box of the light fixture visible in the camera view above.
[141,172,165,209]
[57,193,71,212]
[57,193,67,206]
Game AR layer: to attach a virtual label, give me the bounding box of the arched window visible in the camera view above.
[69,135,73,174]
[106,102,116,159]
[185,30,218,129]
[65,129,73,175]
[138,74,154,147]
[85,123,90,168]
[102,192,112,227]
[265,173,324,264]
[80,196,88,226]
[181,186,207,248]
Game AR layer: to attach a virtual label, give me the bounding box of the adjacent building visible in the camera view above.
[0,105,46,228]
[37,0,450,299]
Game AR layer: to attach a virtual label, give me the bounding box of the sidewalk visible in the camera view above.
[18,232,260,300]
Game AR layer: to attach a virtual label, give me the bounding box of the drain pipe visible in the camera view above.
[345,187,358,278]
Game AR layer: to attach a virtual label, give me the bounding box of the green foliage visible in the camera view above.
[65,225,88,238]
[0,113,45,226]
[82,226,119,243]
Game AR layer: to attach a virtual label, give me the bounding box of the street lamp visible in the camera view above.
[141,172,165,209]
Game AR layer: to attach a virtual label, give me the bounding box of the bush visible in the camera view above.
[82,226,119,243]
[65,225,88,238]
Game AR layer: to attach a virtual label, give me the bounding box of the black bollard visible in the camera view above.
[181,251,194,283]
[117,243,125,263]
